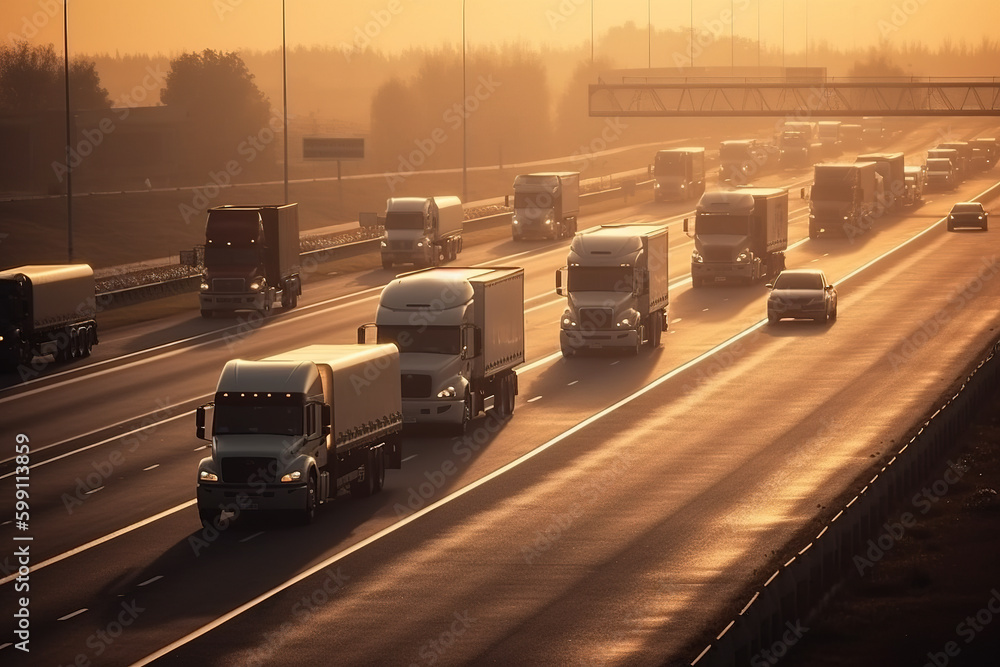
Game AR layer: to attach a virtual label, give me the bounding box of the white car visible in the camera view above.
[767,269,838,325]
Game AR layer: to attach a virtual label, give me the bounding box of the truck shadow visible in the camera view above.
[670,282,770,324]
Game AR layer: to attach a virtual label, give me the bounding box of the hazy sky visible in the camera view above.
[2,0,997,60]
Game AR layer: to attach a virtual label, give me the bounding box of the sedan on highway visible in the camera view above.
[946,201,989,231]
[766,269,838,325]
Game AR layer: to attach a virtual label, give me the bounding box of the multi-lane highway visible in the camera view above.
[2,119,999,666]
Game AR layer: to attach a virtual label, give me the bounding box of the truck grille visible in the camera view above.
[389,240,412,250]
[702,247,732,262]
[579,308,614,330]
[221,457,277,484]
[401,374,432,398]
[212,278,245,293]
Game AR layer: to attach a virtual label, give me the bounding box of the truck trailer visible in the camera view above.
[969,137,997,170]
[199,204,301,318]
[195,344,403,526]
[653,148,705,202]
[359,267,524,431]
[808,162,880,238]
[555,224,669,357]
[856,153,905,214]
[903,165,926,207]
[936,142,972,182]
[686,189,788,287]
[381,196,463,269]
[0,264,98,370]
[510,172,580,240]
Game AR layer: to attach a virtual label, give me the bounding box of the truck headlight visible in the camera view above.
[679,183,685,189]
[736,251,749,263]
[561,316,578,329]
[544,218,552,226]
[249,280,261,291]
[417,241,424,247]
[200,282,210,291]
[380,240,387,248]
[437,386,457,398]
[691,250,703,263]
[199,470,219,482]
[280,471,302,483]
[654,183,660,189]
[512,217,519,225]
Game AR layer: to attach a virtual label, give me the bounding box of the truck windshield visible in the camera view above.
[655,153,683,172]
[204,245,260,266]
[0,281,22,327]
[513,192,554,210]
[567,266,633,292]
[377,325,461,354]
[385,212,425,230]
[214,403,304,436]
[811,184,853,200]
[696,213,750,236]
[720,145,749,161]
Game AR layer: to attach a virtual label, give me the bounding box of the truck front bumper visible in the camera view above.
[197,482,308,512]
[200,292,266,312]
[560,328,639,352]
[381,250,433,265]
[402,397,466,425]
[692,262,753,283]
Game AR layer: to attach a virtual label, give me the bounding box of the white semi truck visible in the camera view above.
[686,189,789,287]
[510,172,580,240]
[0,264,98,370]
[381,196,463,269]
[555,224,669,357]
[359,267,524,431]
[195,344,403,525]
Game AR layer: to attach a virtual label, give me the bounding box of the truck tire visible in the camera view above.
[198,504,219,528]
[350,449,377,498]
[200,309,213,319]
[299,474,318,523]
[81,326,94,357]
[561,343,576,358]
[372,447,386,493]
[649,313,663,348]
[456,390,473,434]
[382,257,393,270]
[68,328,79,359]
[691,276,704,289]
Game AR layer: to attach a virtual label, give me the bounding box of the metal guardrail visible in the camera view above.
[97,181,654,310]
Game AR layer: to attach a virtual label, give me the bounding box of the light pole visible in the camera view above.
[647,0,651,68]
[689,1,694,68]
[63,0,72,261]
[462,0,467,203]
[282,0,288,204]
[591,0,594,65]
[731,0,735,73]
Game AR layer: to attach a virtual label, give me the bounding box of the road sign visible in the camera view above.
[303,137,365,160]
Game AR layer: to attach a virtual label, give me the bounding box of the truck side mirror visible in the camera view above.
[682,219,690,234]
[357,323,375,345]
[555,267,567,296]
[196,406,208,441]
[461,325,477,359]
[504,194,510,207]
[321,404,332,437]
[800,187,807,200]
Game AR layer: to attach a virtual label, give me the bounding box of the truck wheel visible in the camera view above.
[200,309,213,319]
[262,299,272,317]
[629,327,643,356]
[350,450,377,498]
[650,313,663,348]
[81,326,93,357]
[506,374,517,415]
[456,391,473,434]
[372,447,386,493]
[198,505,219,528]
[382,257,393,270]
[68,328,79,359]
[691,276,703,289]
[561,343,576,358]
[299,474,317,523]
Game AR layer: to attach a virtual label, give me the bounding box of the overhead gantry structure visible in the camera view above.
[589,78,1000,117]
